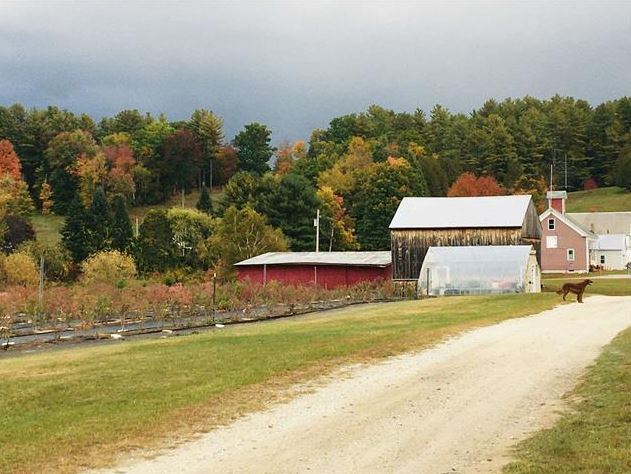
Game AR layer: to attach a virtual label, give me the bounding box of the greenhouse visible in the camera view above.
[417,245,541,297]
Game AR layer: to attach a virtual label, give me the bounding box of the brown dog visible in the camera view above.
[556,279,593,303]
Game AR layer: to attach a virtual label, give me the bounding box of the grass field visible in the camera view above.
[0,294,558,473]
[542,275,631,296]
[566,186,631,213]
[505,326,631,473]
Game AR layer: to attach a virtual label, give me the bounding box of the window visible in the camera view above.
[600,255,606,265]
[548,218,555,230]
[567,248,575,261]
[546,236,558,249]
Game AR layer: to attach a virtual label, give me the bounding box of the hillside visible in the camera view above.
[29,188,223,245]
[566,187,631,213]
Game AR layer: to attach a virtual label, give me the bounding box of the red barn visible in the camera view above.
[235,252,392,288]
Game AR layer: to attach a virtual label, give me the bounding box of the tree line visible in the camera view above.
[1,95,631,277]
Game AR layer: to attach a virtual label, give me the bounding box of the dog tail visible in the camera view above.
[555,289,563,295]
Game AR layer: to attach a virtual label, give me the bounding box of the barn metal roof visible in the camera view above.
[389,195,533,229]
[234,251,392,267]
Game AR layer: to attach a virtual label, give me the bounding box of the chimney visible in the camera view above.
[546,190,567,214]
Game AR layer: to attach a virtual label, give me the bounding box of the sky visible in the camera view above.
[1,0,630,142]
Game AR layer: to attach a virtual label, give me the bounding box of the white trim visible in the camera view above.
[540,208,595,239]
[567,248,575,261]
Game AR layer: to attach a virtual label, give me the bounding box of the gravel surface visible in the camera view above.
[96,295,631,474]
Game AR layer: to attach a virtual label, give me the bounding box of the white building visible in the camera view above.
[567,211,631,270]
[590,234,631,270]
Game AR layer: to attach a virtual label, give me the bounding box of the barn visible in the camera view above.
[234,252,392,288]
[389,195,542,281]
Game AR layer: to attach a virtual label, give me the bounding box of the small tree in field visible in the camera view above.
[2,252,38,287]
[81,250,137,285]
[110,195,133,252]
[39,181,54,215]
[196,185,213,215]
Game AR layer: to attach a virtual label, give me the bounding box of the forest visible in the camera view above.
[1,95,631,286]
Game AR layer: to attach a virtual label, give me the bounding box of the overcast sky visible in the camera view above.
[1,1,630,141]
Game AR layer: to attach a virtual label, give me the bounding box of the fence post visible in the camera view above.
[212,272,217,322]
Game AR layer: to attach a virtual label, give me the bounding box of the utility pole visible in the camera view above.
[314,209,320,252]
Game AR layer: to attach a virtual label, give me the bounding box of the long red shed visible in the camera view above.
[235,252,392,288]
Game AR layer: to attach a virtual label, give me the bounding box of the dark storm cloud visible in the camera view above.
[1,1,630,141]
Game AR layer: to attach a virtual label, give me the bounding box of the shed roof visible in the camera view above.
[235,251,392,267]
[592,234,627,251]
[389,195,533,229]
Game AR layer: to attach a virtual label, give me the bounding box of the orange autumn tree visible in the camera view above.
[447,172,506,197]
[0,140,22,180]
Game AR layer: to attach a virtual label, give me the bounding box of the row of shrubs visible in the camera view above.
[0,278,401,330]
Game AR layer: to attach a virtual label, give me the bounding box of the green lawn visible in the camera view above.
[0,294,558,473]
[505,326,631,473]
[542,275,631,296]
[29,213,65,245]
[566,186,631,212]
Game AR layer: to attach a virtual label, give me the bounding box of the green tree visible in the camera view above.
[233,123,274,175]
[85,187,112,255]
[61,195,91,262]
[166,208,213,269]
[218,171,259,213]
[135,209,177,273]
[613,142,631,191]
[207,206,288,274]
[110,195,133,252]
[196,185,213,214]
[351,157,428,250]
[255,173,319,251]
[188,109,224,186]
[44,130,98,213]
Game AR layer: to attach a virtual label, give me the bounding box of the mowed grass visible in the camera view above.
[566,186,631,213]
[0,294,558,473]
[29,213,65,245]
[505,326,631,473]
[542,275,631,296]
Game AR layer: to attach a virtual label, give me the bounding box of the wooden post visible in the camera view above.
[212,272,217,321]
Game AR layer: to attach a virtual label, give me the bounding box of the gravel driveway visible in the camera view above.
[97,295,631,474]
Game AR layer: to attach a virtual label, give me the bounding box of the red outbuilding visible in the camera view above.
[235,252,392,288]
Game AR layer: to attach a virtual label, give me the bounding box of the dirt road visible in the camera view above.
[100,295,631,474]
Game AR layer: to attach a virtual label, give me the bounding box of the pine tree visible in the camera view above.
[135,209,177,273]
[61,195,91,262]
[85,187,112,254]
[196,185,213,214]
[110,194,133,252]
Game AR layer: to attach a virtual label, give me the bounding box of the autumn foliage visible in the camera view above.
[0,140,22,180]
[447,172,506,197]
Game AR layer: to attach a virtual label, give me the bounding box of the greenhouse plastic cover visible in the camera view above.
[418,245,534,296]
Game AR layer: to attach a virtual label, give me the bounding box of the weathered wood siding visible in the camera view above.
[391,227,538,280]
